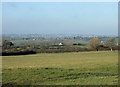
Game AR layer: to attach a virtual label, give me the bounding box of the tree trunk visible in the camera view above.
[97,49,98,51]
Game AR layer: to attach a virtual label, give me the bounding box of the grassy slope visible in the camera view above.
[2,51,118,85]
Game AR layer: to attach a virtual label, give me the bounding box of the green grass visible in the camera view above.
[2,51,118,85]
[11,39,88,45]
[74,40,88,44]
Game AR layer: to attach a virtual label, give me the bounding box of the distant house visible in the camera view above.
[100,41,104,44]
[33,39,36,40]
[59,43,63,46]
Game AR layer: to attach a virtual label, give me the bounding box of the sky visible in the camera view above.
[2,2,118,36]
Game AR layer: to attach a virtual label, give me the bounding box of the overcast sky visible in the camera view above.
[2,2,118,36]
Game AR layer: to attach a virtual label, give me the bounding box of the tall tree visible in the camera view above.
[88,38,100,51]
[2,40,14,49]
[106,38,117,51]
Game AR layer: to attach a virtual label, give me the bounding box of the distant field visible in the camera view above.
[11,39,88,45]
[2,51,118,85]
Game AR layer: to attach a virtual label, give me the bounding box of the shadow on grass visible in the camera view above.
[2,51,36,56]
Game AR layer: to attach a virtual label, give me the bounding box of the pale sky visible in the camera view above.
[2,2,118,36]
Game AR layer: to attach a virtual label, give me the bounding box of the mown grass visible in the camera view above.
[2,51,118,85]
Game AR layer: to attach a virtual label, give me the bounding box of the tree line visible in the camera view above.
[2,37,118,56]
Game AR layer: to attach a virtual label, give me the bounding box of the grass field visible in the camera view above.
[11,39,88,45]
[2,51,118,85]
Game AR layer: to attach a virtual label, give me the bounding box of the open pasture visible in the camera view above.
[2,51,118,85]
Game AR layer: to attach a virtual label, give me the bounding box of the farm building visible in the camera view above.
[59,43,63,46]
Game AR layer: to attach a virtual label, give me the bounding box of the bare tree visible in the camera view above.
[63,40,74,46]
[106,38,117,51]
[88,38,100,51]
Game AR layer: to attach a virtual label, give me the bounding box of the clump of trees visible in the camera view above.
[88,38,100,51]
[106,38,117,51]
[63,40,74,46]
[2,40,36,56]
[2,37,118,56]
[2,40,14,49]
[88,37,118,51]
